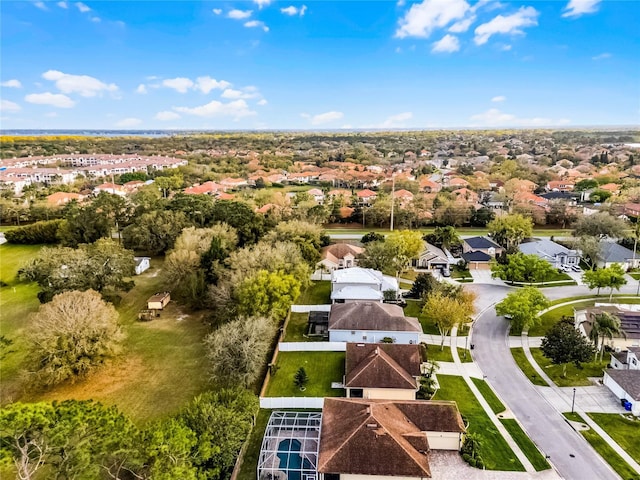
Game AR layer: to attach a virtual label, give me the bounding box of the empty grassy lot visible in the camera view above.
[563,413,640,480]
[264,351,345,398]
[1,244,210,424]
[433,374,524,471]
[531,348,608,387]
[510,348,549,387]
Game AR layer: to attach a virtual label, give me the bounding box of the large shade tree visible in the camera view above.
[541,320,596,377]
[495,287,549,334]
[487,213,533,253]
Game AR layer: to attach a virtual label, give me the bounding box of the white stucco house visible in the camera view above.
[518,239,581,269]
[330,267,399,303]
[603,370,640,416]
[318,244,364,273]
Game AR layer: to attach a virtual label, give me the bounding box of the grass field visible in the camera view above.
[587,413,640,463]
[1,244,211,424]
[404,299,438,335]
[264,351,344,398]
[511,348,549,387]
[499,419,551,471]
[295,281,331,305]
[530,348,608,387]
[425,344,454,363]
[471,377,505,414]
[433,374,524,471]
[563,413,640,480]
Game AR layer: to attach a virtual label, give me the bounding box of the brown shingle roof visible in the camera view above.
[321,243,364,264]
[345,343,422,389]
[329,302,422,332]
[318,398,465,477]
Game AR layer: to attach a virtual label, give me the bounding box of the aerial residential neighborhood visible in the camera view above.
[1,0,640,478]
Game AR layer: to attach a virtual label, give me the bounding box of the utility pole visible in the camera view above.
[390,173,395,232]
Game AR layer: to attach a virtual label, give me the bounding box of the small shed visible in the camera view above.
[148,292,170,310]
[134,256,151,275]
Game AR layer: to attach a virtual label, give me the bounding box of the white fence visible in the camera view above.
[259,397,325,409]
[278,342,346,352]
[291,304,331,313]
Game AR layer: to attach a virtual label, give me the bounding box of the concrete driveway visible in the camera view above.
[469,269,506,285]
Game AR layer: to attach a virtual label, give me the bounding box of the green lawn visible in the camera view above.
[563,413,640,480]
[587,413,640,464]
[1,254,211,424]
[295,281,331,305]
[236,409,271,480]
[283,312,326,342]
[399,281,413,290]
[471,377,505,414]
[511,348,549,387]
[628,272,640,280]
[404,299,437,334]
[425,344,454,363]
[530,348,607,387]
[264,351,345,398]
[433,375,524,471]
[452,269,473,280]
[530,297,640,336]
[458,347,473,363]
[499,419,551,471]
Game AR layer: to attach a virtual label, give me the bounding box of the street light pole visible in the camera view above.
[571,387,577,413]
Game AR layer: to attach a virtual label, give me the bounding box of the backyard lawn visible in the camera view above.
[295,281,331,305]
[264,351,345,398]
[433,374,524,471]
[530,348,607,387]
[499,419,551,471]
[511,348,549,387]
[404,299,438,335]
[284,312,325,342]
[563,413,640,480]
[587,413,640,464]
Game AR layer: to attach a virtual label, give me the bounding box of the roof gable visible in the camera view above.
[345,343,421,389]
[329,302,421,332]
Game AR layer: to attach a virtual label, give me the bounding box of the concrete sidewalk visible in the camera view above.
[520,333,640,474]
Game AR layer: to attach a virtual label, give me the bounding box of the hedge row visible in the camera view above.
[5,219,63,244]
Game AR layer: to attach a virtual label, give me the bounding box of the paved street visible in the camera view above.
[467,283,636,480]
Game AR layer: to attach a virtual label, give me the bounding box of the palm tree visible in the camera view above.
[589,312,626,362]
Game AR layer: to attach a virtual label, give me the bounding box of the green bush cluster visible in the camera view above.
[5,219,63,244]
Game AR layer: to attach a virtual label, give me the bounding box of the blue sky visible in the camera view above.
[1,0,638,130]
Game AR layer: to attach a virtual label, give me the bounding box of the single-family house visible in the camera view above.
[463,236,503,257]
[46,192,83,206]
[184,181,223,195]
[330,267,399,303]
[419,178,441,193]
[357,189,377,205]
[462,250,493,270]
[94,183,126,196]
[393,189,414,206]
[147,292,170,310]
[220,177,248,189]
[599,183,621,195]
[134,256,150,275]
[328,302,421,344]
[317,398,466,478]
[307,188,326,204]
[603,370,640,416]
[518,239,581,269]
[344,343,423,400]
[413,243,449,271]
[623,203,640,219]
[575,305,640,351]
[319,244,364,272]
[610,347,640,370]
[598,242,640,270]
[447,177,470,188]
[546,180,575,192]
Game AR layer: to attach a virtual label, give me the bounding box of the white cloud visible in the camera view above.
[162,77,194,93]
[397,0,406,6]
[501,44,512,51]
[281,5,307,16]
[115,117,142,127]
[395,0,470,39]
[474,6,539,45]
[155,111,181,121]
[228,9,252,19]
[469,108,570,127]
[213,8,222,15]
[562,0,601,18]
[57,1,68,8]
[44,112,58,117]
[379,112,413,128]
[90,16,101,22]
[0,100,21,112]
[431,34,460,53]
[221,88,260,100]
[42,70,118,97]
[448,15,475,32]
[307,111,344,125]
[491,95,506,102]
[135,84,147,94]
[254,0,271,8]
[244,20,269,32]
[174,99,256,120]
[257,99,268,106]
[195,76,231,94]
[34,1,48,10]
[592,52,611,60]
[25,92,76,108]
[1,79,22,88]
[75,2,90,13]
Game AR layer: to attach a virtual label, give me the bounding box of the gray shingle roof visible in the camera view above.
[606,370,640,400]
[464,236,501,250]
[599,242,636,263]
[329,302,422,332]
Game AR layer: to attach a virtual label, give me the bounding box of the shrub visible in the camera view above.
[5,219,63,244]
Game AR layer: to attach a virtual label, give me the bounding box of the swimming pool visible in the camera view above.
[277,439,314,480]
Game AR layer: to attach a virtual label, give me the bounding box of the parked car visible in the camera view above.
[441,267,451,277]
[571,265,581,272]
